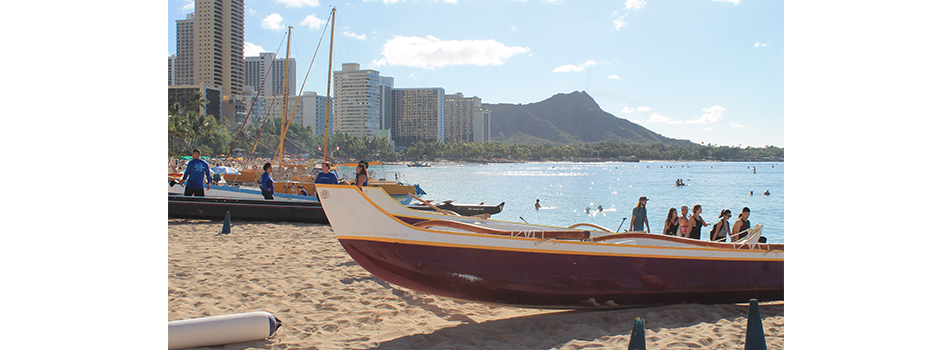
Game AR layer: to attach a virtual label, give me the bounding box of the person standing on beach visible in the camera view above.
[663,208,679,236]
[678,205,691,237]
[180,149,213,197]
[260,162,275,200]
[687,204,709,240]
[355,161,369,191]
[314,162,340,184]
[535,199,541,210]
[732,207,752,241]
[628,196,650,233]
[710,209,732,241]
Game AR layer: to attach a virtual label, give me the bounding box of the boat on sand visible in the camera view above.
[315,184,784,309]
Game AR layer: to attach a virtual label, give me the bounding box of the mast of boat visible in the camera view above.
[323,8,335,164]
[275,26,293,169]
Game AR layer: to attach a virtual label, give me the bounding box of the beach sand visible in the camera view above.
[168,220,783,349]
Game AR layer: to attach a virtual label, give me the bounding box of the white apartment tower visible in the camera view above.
[444,93,484,143]
[475,108,491,143]
[392,87,445,147]
[333,63,383,138]
[192,0,244,122]
[244,52,296,97]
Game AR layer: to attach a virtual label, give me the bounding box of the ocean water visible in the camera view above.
[379,161,784,243]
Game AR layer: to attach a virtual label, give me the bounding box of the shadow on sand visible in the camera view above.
[371,301,783,350]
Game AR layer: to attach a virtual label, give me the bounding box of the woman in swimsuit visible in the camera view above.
[687,204,710,240]
[663,208,679,236]
[678,205,690,237]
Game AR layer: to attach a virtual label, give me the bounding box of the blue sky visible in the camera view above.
[168,0,783,147]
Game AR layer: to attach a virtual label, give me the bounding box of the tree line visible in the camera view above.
[169,93,783,162]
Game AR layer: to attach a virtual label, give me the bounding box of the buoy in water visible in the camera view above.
[168,311,281,349]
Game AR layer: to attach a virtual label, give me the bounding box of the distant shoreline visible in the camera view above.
[386,159,784,166]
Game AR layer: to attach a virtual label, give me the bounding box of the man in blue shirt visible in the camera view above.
[314,162,339,184]
[260,162,275,200]
[628,196,650,233]
[179,149,213,196]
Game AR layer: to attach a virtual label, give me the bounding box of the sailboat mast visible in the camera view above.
[323,8,335,164]
[277,26,293,168]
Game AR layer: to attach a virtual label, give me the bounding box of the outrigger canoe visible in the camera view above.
[407,200,505,217]
[316,185,783,309]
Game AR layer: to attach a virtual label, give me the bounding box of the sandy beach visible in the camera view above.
[168,219,783,349]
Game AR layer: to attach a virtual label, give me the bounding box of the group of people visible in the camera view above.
[177,149,373,200]
[662,205,759,242]
[627,194,762,242]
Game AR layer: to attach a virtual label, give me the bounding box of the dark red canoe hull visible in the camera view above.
[338,238,783,309]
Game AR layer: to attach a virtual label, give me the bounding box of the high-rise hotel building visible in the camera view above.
[333,63,384,138]
[444,93,489,143]
[173,0,244,122]
[392,88,445,148]
[244,52,296,97]
[174,14,194,86]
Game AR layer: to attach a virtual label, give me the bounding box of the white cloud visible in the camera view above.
[704,127,714,131]
[275,0,320,7]
[344,31,367,40]
[686,105,725,124]
[648,113,685,124]
[613,0,645,31]
[262,13,285,31]
[621,105,650,114]
[181,0,194,11]
[373,35,531,69]
[369,0,457,3]
[301,15,325,30]
[613,15,627,31]
[552,59,596,73]
[712,0,740,4]
[624,0,647,10]
[730,122,744,128]
[608,75,621,80]
[754,41,768,48]
[511,26,518,33]
[245,42,266,57]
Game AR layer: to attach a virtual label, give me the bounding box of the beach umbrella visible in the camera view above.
[211,166,241,175]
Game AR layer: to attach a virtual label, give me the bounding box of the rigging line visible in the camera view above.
[275,16,333,163]
[242,85,285,169]
[274,28,292,163]
[229,34,288,158]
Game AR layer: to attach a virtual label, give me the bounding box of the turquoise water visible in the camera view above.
[383,161,784,243]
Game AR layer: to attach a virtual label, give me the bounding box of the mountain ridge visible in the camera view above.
[484,91,691,146]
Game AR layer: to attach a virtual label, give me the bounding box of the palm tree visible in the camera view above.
[186,92,210,115]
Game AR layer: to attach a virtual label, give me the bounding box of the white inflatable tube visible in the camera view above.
[168,311,281,349]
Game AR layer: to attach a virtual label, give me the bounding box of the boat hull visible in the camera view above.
[337,238,781,309]
[317,185,783,309]
[168,195,328,224]
[407,202,505,216]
